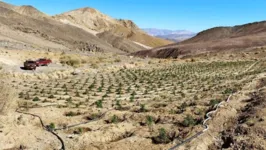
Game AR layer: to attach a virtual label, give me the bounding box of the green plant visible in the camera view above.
[182,115,197,127]
[223,88,236,95]
[130,95,134,102]
[96,100,103,108]
[32,97,40,102]
[115,100,121,110]
[48,123,55,130]
[152,128,171,144]
[140,104,146,112]
[78,128,83,134]
[98,87,102,92]
[209,99,221,107]
[111,115,118,124]
[146,116,154,126]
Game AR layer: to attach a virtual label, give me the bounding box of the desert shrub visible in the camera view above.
[209,99,221,107]
[98,87,102,92]
[75,91,81,97]
[222,88,237,95]
[32,97,40,102]
[182,115,197,127]
[139,104,147,112]
[96,100,103,108]
[24,92,30,100]
[111,115,118,124]
[60,55,82,67]
[48,95,55,99]
[129,95,134,102]
[146,116,154,126]
[48,123,55,130]
[193,108,203,115]
[0,81,17,115]
[152,128,171,144]
[66,97,72,102]
[114,58,121,63]
[19,92,24,98]
[76,128,83,134]
[115,100,122,110]
[65,111,81,117]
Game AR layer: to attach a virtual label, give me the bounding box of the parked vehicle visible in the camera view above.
[24,60,37,70]
[35,58,52,66]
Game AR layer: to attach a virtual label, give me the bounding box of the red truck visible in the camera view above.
[35,58,52,66]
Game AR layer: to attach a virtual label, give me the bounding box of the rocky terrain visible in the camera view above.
[0,1,171,54]
[54,8,172,48]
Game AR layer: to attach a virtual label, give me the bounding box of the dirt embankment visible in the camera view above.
[209,85,266,149]
[205,77,266,150]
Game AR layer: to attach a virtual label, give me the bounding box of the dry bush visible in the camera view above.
[0,81,17,115]
[60,55,83,67]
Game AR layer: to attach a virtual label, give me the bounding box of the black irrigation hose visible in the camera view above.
[169,131,204,150]
[50,131,65,150]
[16,109,65,150]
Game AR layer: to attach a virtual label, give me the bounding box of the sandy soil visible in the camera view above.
[1,48,266,150]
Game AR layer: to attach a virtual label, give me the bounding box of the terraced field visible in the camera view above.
[11,60,266,149]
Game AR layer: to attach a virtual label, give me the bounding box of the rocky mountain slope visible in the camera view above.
[134,21,266,58]
[13,5,48,18]
[0,4,119,53]
[0,2,170,53]
[54,8,172,48]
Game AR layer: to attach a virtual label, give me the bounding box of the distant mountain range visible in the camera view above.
[134,21,266,58]
[142,28,196,42]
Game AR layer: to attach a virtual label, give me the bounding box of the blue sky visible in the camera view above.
[2,0,266,32]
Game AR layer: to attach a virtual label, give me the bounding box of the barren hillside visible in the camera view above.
[133,21,266,58]
[13,5,48,18]
[0,3,121,53]
[97,31,146,53]
[54,8,172,47]
[0,2,156,53]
